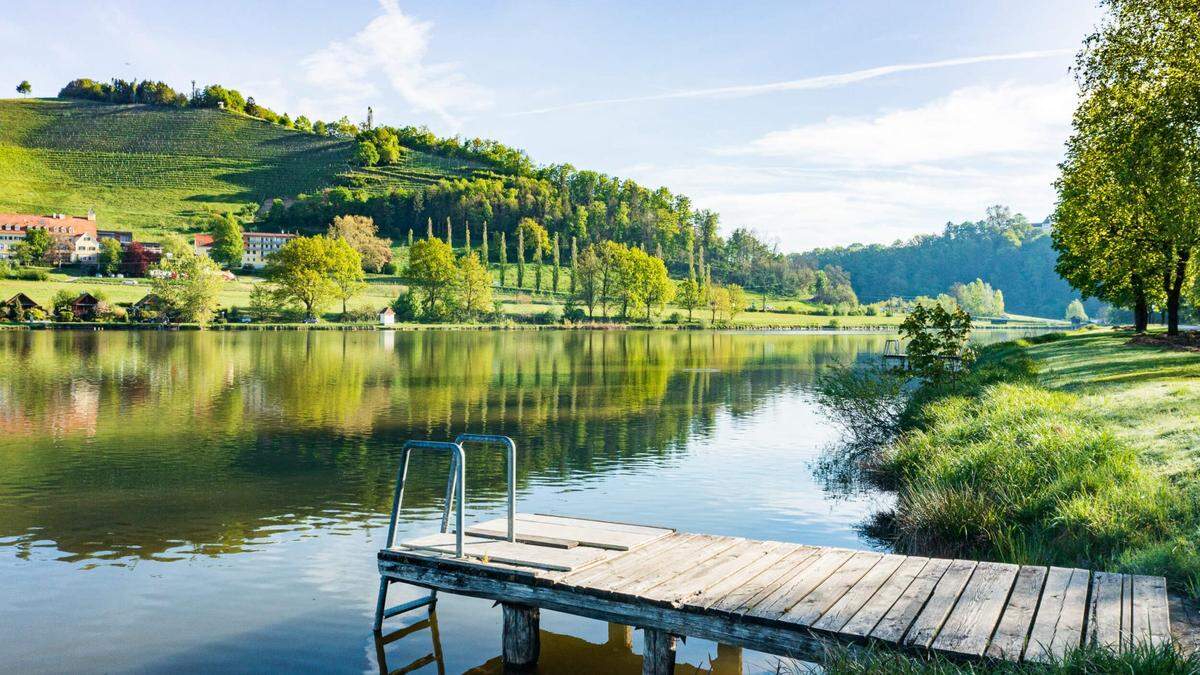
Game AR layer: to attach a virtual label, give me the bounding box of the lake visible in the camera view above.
[0,329,1027,673]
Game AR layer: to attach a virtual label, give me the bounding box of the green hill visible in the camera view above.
[0,98,487,236]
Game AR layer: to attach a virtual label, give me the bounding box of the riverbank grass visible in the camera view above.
[875,330,1200,593]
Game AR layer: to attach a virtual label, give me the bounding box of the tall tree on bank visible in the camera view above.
[209,213,244,269]
[516,227,526,288]
[498,231,508,286]
[1055,0,1200,335]
[552,232,561,293]
[480,222,489,265]
[570,236,578,295]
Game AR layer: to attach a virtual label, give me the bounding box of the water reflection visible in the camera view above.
[373,611,748,675]
[0,330,889,563]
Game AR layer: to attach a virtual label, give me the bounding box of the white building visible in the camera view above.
[194,231,296,269]
[0,212,101,264]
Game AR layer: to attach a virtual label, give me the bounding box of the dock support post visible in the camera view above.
[642,628,677,675]
[502,603,539,670]
[607,622,633,649]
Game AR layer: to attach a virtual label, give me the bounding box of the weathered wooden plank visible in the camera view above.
[467,516,666,551]
[580,535,723,593]
[524,513,674,537]
[1133,574,1171,648]
[558,534,695,587]
[932,561,1019,656]
[903,559,978,648]
[706,546,824,614]
[870,558,952,643]
[618,537,745,597]
[685,543,807,610]
[1088,571,1125,651]
[397,533,612,572]
[465,519,579,549]
[644,540,782,605]
[812,554,907,633]
[1026,567,1089,663]
[986,565,1048,661]
[744,548,857,620]
[841,557,929,638]
[783,551,886,626]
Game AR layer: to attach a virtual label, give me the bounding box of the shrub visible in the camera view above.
[381,261,398,275]
[562,305,587,323]
[391,290,420,322]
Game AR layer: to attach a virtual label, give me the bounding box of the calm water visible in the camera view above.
[0,329,1025,673]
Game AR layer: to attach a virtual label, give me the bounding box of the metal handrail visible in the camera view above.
[385,440,466,557]
[454,434,517,542]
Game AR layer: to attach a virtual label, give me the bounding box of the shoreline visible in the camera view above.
[0,321,1066,333]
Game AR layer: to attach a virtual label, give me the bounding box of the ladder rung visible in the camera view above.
[383,595,435,619]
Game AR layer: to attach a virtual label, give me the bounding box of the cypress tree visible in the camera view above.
[687,244,696,281]
[465,221,472,255]
[552,233,561,293]
[481,222,489,265]
[407,228,414,249]
[516,228,526,288]
[499,231,508,286]
[445,217,452,247]
[534,240,543,292]
[570,236,578,295]
[426,217,433,240]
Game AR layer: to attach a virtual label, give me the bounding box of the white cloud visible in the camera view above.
[736,80,1075,167]
[511,50,1071,116]
[619,81,1073,250]
[299,0,491,127]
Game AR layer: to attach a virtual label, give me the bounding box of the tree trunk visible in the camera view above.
[1134,280,1149,333]
[1167,253,1189,336]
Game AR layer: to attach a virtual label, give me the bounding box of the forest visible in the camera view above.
[804,206,1090,319]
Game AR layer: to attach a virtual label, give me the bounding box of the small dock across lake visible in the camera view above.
[375,438,1171,672]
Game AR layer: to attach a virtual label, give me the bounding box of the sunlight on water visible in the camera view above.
[0,329,1038,673]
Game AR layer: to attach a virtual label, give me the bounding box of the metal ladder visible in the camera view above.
[373,435,518,632]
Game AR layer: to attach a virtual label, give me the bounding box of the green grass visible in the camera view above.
[801,641,1199,674]
[872,330,1200,593]
[0,98,481,236]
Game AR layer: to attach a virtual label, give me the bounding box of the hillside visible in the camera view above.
[0,98,488,236]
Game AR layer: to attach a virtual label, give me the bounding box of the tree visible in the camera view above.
[328,214,392,272]
[209,213,244,269]
[643,254,675,319]
[570,236,578,295]
[152,252,223,324]
[445,217,453,247]
[464,221,472,255]
[16,80,31,97]
[534,238,543,292]
[708,285,731,322]
[16,228,53,265]
[265,235,340,318]
[457,252,493,321]
[1066,299,1090,323]
[353,140,380,166]
[516,217,550,256]
[498,231,509,286]
[677,279,702,321]
[573,245,601,317]
[516,227,526,288]
[951,279,1005,317]
[1054,0,1200,335]
[122,242,159,277]
[327,237,366,317]
[97,238,122,275]
[480,222,490,265]
[899,303,975,381]
[160,233,191,260]
[404,237,459,319]
[550,233,562,294]
[727,284,747,322]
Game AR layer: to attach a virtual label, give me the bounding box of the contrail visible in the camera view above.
[510,49,1073,116]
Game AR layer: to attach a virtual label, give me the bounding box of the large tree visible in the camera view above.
[328,214,392,272]
[208,213,245,269]
[265,235,339,318]
[16,80,31,96]
[327,237,366,317]
[404,237,459,318]
[97,238,122,275]
[1055,0,1200,334]
[457,252,493,321]
[16,228,53,265]
[152,252,223,324]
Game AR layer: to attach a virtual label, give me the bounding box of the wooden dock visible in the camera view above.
[378,513,1172,672]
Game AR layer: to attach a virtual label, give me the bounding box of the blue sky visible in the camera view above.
[1,1,1103,251]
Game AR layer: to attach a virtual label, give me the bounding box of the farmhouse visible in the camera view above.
[0,212,101,264]
[69,292,101,321]
[194,231,295,269]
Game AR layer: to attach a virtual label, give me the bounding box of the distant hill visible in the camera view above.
[0,98,489,236]
[804,210,1093,319]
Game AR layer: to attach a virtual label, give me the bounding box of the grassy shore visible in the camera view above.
[872,329,1200,594]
